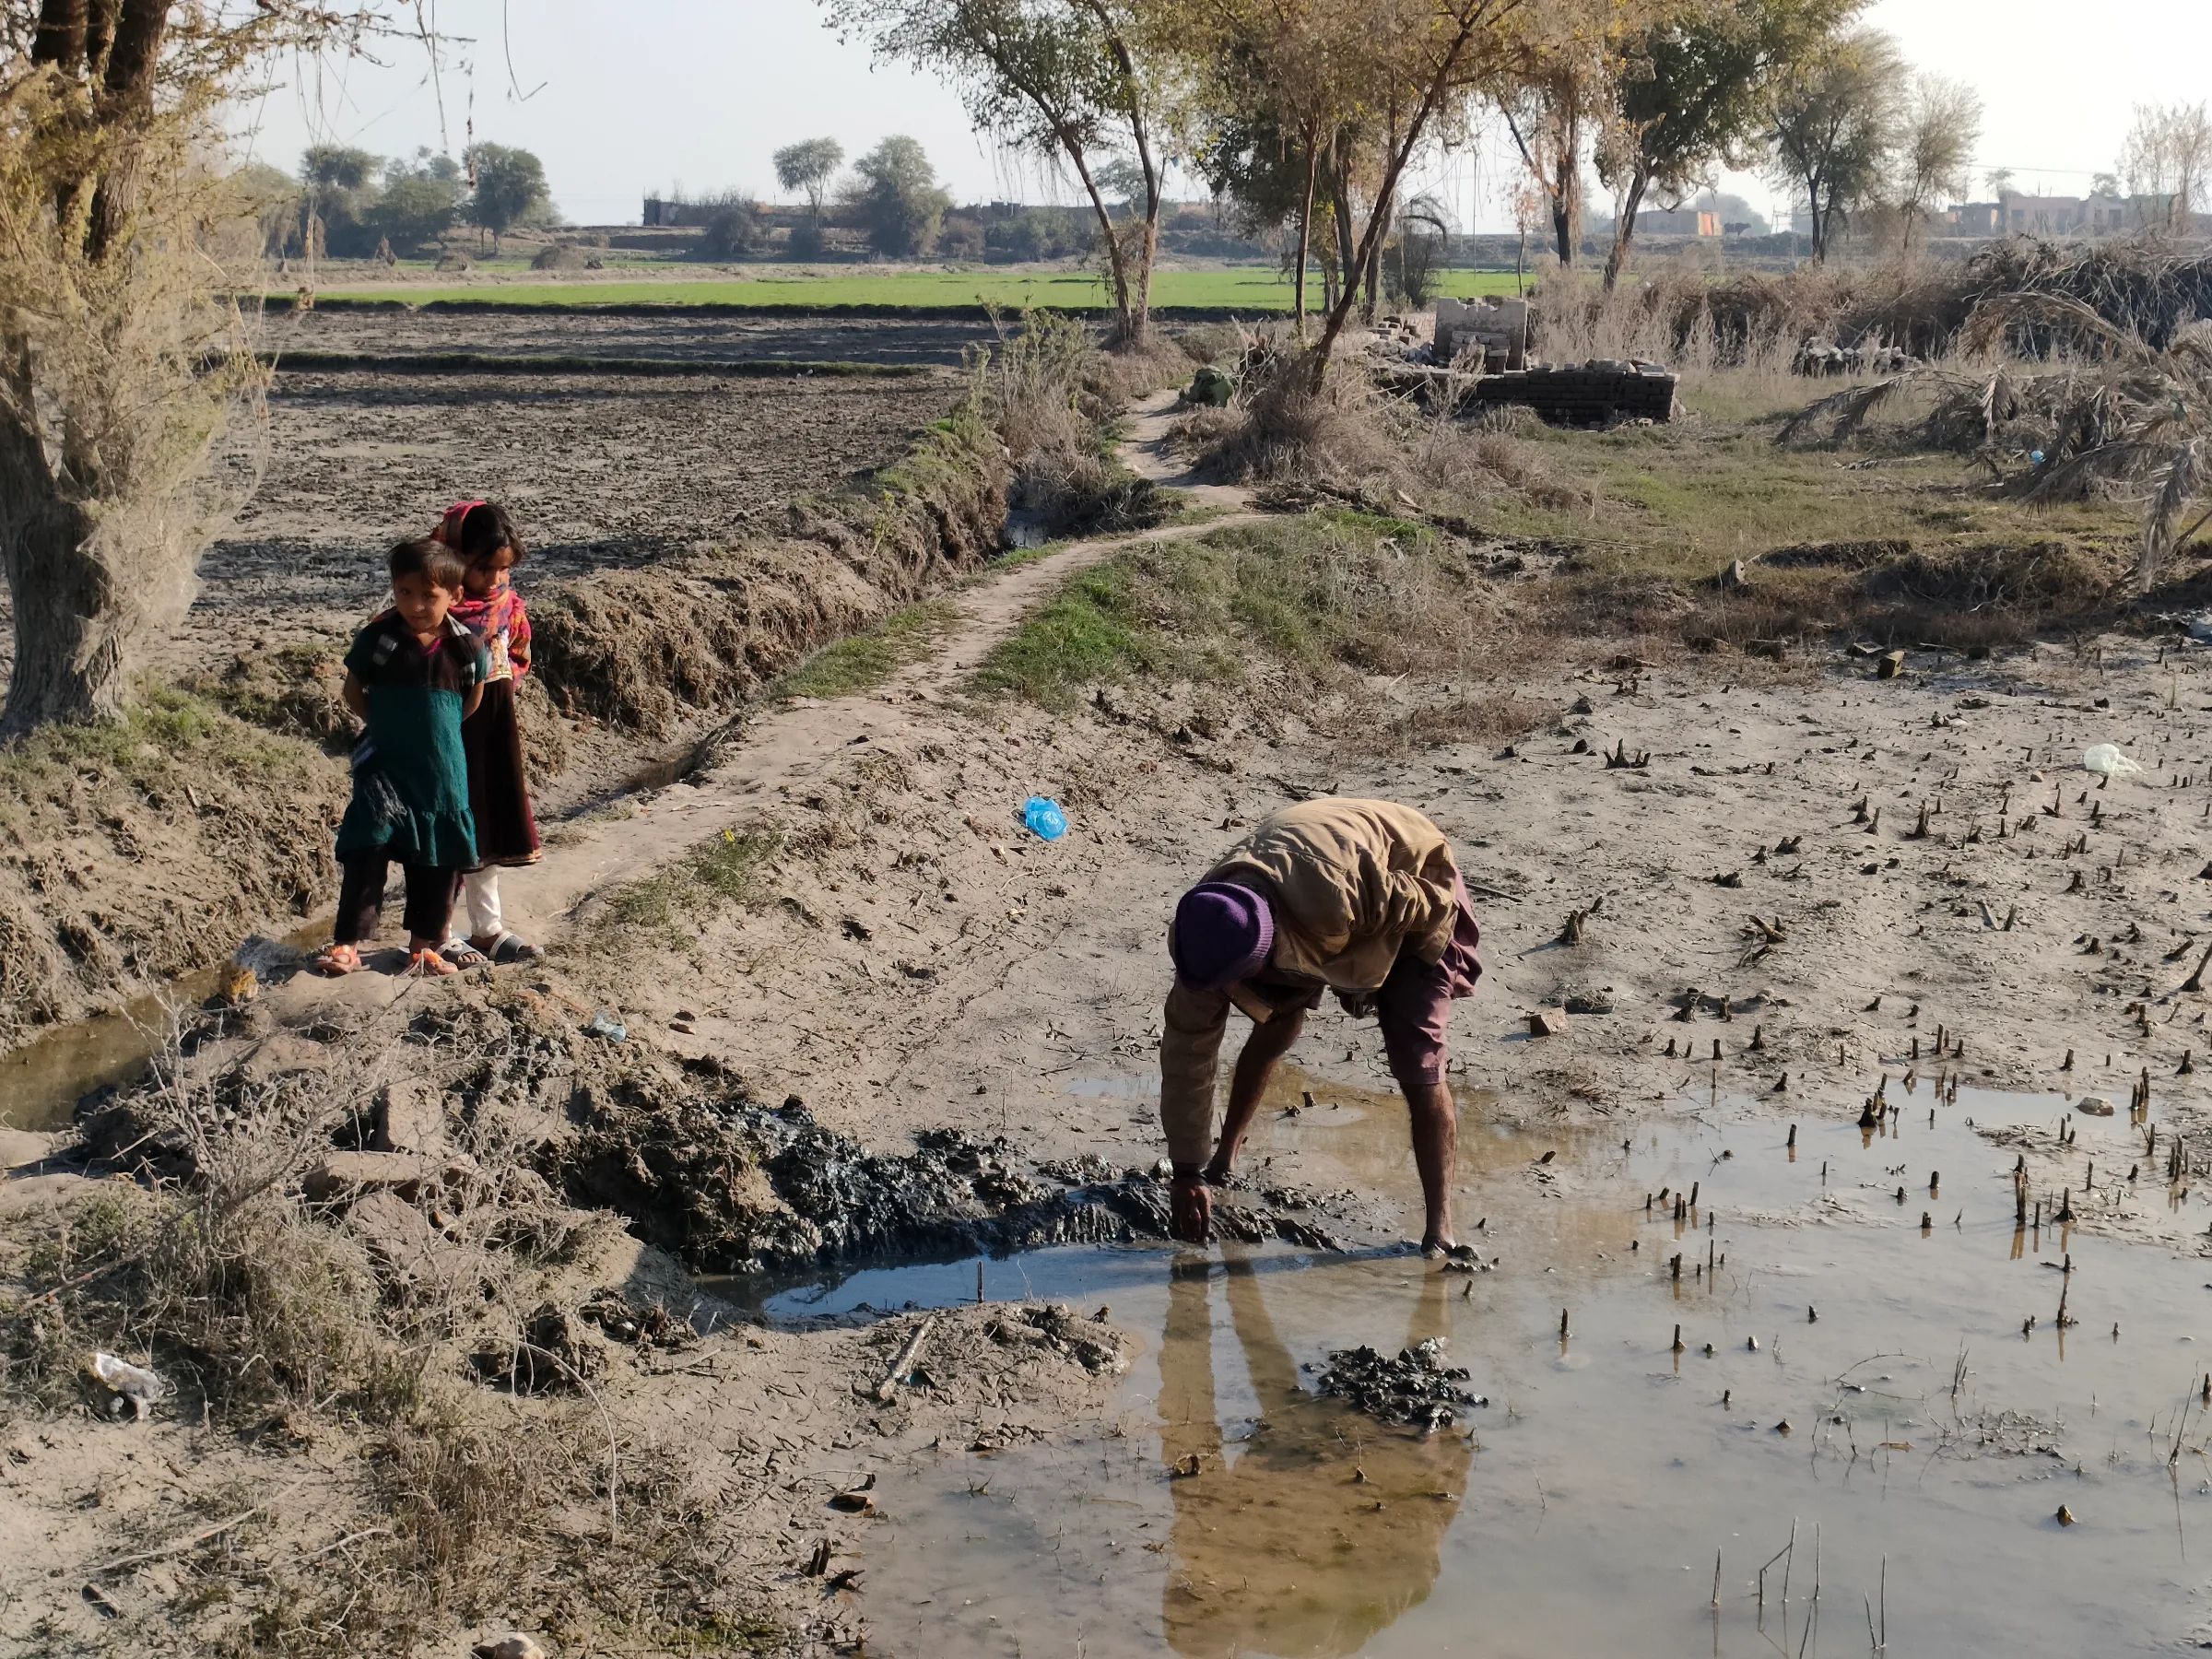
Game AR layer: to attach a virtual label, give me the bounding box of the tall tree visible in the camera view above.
[1764,25,1901,263]
[773,136,845,224]
[1490,0,1620,269]
[1595,0,1853,289]
[1182,0,1537,382]
[465,142,551,251]
[2120,101,2212,233]
[1890,73,1978,252]
[842,134,953,253]
[823,0,1173,343]
[1,2,405,737]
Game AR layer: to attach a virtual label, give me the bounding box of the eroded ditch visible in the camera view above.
[738,1076,2212,1657]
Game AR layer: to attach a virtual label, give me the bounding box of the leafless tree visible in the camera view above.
[1892,73,1980,253]
[2120,101,2212,233]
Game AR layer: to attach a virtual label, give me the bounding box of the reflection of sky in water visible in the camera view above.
[823,1088,2212,1657]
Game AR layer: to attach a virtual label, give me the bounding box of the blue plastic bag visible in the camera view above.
[1023,795,1069,841]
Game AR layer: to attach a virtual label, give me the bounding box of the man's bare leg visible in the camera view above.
[1406,1079,1459,1251]
[1200,1010,1306,1184]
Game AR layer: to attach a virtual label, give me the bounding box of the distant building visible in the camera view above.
[642,197,687,227]
[1634,206,1721,237]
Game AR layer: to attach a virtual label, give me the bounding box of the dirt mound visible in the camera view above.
[0,692,345,1049]
[1315,1336,1486,1431]
[1761,539,1912,570]
[547,1071,1347,1273]
[488,401,1010,736]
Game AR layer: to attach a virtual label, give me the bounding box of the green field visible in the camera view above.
[301,266,1530,312]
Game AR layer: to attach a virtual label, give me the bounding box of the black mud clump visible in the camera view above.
[1315,1336,1486,1433]
[554,1080,1165,1273]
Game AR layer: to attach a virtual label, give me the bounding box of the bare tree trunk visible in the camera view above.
[32,0,88,67]
[0,410,118,735]
[1294,127,1319,337]
[1066,140,1135,343]
[1604,169,1650,291]
[1306,0,1518,383]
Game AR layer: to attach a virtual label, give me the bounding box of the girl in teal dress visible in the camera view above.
[316,538,488,977]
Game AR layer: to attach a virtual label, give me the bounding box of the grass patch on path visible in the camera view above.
[970,512,1495,712]
[768,598,960,701]
[295,267,1529,312]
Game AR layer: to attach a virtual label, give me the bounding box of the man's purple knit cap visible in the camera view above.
[1171,882,1275,990]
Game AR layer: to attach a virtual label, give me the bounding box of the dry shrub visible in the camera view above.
[1181,342,1401,488]
[1388,690,1549,749]
[1409,418,1593,512]
[983,310,1171,535]
[1171,322,1245,365]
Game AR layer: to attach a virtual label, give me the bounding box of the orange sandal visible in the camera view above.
[403,947,460,978]
[313,943,361,977]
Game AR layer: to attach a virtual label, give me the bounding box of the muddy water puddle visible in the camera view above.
[0,924,331,1134]
[776,1086,2212,1655]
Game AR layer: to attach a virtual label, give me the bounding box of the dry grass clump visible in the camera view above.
[1779,299,2212,590]
[983,310,1172,535]
[1177,338,1403,488]
[1387,689,1551,750]
[1409,414,1594,513]
[1558,238,2212,371]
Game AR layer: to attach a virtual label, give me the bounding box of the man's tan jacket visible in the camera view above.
[1158,799,1461,1166]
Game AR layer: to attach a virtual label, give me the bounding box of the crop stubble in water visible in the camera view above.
[796,1083,2212,1657]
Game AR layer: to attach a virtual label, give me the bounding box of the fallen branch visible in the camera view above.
[877,1315,936,1403]
[90,1508,261,1576]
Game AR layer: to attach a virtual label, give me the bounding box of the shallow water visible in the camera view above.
[0,922,331,1134]
[766,1085,2212,1656]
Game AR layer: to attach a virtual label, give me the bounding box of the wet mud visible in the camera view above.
[551,1077,1355,1280]
[787,1085,2212,1657]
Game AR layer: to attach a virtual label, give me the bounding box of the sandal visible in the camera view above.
[403,947,460,978]
[313,943,361,977]
[477,931,544,965]
[438,937,490,970]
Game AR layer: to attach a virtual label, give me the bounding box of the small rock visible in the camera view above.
[2056,1504,2076,1526]
[2076,1097,2115,1116]
[473,1639,546,1659]
[1877,650,1906,680]
[1527,1007,1570,1038]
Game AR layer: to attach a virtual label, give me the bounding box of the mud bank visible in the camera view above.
[0,370,1007,1068]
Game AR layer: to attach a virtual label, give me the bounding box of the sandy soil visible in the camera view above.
[15,400,2212,1652]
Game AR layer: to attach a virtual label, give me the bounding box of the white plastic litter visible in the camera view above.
[91,1352,171,1420]
[2083,744,2142,777]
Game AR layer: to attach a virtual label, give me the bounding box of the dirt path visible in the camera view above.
[253,404,1256,1030]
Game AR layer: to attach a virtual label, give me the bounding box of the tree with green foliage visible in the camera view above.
[1176,0,1535,381]
[465,141,552,251]
[300,142,380,256]
[368,148,465,254]
[774,136,845,223]
[823,0,1174,342]
[842,134,952,255]
[1765,26,1902,263]
[1597,0,1853,289]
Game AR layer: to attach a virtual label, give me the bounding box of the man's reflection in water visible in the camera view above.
[1157,1255,1471,1657]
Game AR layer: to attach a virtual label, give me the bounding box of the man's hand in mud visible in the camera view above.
[1170,1171,1212,1242]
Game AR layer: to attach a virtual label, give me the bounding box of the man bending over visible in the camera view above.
[1158,798,1484,1251]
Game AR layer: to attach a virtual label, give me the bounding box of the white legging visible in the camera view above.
[462,868,502,939]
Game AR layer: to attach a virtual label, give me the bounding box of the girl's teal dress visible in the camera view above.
[335,611,488,869]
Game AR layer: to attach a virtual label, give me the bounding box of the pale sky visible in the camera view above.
[231,0,2212,232]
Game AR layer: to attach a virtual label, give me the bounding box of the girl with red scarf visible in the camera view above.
[433,501,544,965]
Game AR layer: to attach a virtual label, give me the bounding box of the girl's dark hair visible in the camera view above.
[453,502,525,565]
[390,536,467,592]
